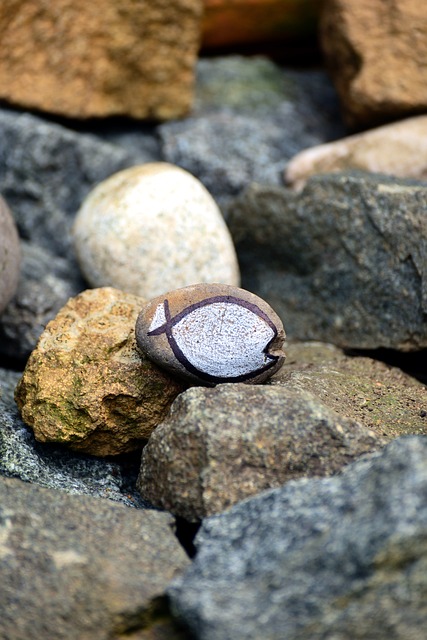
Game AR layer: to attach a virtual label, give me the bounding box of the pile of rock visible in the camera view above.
[0,1,427,637]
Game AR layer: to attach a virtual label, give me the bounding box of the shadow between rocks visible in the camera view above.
[344,348,427,386]
[174,517,201,559]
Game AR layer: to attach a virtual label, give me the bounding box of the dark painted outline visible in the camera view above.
[148,296,279,384]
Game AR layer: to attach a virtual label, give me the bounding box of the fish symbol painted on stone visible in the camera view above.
[147,295,281,384]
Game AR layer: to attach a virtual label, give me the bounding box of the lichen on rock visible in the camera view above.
[15,287,186,456]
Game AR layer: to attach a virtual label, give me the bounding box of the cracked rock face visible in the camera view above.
[229,172,427,351]
[15,287,186,456]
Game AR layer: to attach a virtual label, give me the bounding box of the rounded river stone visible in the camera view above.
[72,163,240,300]
[135,283,286,385]
[0,195,20,314]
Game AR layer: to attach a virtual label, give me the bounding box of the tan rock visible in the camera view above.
[15,287,186,456]
[0,0,202,120]
[285,115,427,190]
[137,383,383,521]
[320,0,427,128]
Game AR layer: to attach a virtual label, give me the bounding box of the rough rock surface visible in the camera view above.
[0,108,138,259]
[73,163,240,300]
[0,368,147,508]
[15,288,185,456]
[169,436,427,640]
[320,0,427,128]
[138,383,383,521]
[285,115,427,190]
[0,0,202,120]
[277,342,427,439]
[0,475,189,640]
[230,172,427,350]
[0,194,20,314]
[160,56,345,212]
[0,242,84,363]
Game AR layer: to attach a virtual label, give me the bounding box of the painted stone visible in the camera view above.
[72,163,240,300]
[0,195,20,314]
[136,283,286,385]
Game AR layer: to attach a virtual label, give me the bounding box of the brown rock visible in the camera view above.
[0,0,202,120]
[285,115,427,190]
[0,475,189,640]
[320,0,427,128]
[136,283,286,386]
[202,0,321,49]
[137,383,383,521]
[0,195,20,314]
[15,287,186,456]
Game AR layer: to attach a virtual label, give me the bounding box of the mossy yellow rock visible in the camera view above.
[15,287,185,456]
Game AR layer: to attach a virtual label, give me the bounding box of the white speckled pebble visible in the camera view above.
[72,163,240,299]
[136,283,286,385]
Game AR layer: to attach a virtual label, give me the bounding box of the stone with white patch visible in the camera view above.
[136,283,286,385]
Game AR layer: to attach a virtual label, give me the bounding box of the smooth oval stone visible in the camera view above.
[136,283,286,385]
[0,195,20,314]
[72,163,240,300]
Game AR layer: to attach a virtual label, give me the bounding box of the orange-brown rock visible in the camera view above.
[202,0,321,49]
[0,0,202,120]
[15,287,186,456]
[320,0,427,128]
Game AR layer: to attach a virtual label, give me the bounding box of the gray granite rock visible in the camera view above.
[0,108,139,259]
[138,383,383,521]
[169,436,427,640]
[0,241,84,363]
[89,121,162,164]
[229,172,427,350]
[0,474,189,640]
[0,368,147,508]
[160,56,345,212]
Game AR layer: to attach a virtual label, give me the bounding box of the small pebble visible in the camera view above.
[72,163,240,300]
[135,283,286,385]
[0,195,21,314]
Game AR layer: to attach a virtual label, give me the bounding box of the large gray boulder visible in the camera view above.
[0,242,84,362]
[0,475,189,640]
[0,108,139,258]
[229,172,427,350]
[160,56,345,213]
[169,436,427,640]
